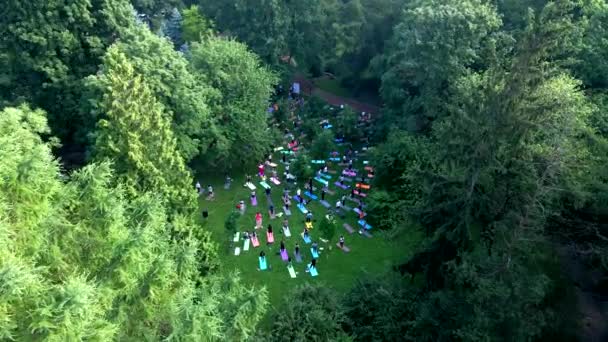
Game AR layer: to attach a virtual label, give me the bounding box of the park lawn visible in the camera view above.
[194,150,422,326]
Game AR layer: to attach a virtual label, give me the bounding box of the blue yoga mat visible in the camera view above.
[304,191,318,200]
[309,265,318,277]
[315,177,329,186]
[328,157,340,162]
[319,173,332,180]
[302,234,312,244]
[358,219,372,230]
[311,248,319,259]
[312,160,325,164]
[297,203,308,214]
[259,256,268,270]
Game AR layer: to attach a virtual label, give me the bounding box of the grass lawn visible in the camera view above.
[194,149,422,327]
[314,78,353,98]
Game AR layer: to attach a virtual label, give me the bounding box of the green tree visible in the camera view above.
[319,216,337,241]
[182,5,215,43]
[0,0,133,148]
[291,153,314,182]
[310,130,336,160]
[162,7,183,46]
[92,47,196,212]
[85,23,217,161]
[225,211,240,237]
[190,37,278,169]
[269,284,350,341]
[378,0,502,132]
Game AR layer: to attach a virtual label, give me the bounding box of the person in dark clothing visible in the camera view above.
[321,189,326,201]
[265,187,271,196]
[202,209,208,218]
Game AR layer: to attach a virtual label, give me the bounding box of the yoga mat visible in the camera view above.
[325,188,336,195]
[361,230,373,238]
[283,207,292,216]
[274,146,284,152]
[251,236,260,247]
[276,212,284,218]
[244,238,250,251]
[324,124,333,129]
[312,160,325,164]
[283,227,292,237]
[327,170,337,174]
[314,177,329,186]
[335,138,344,143]
[260,181,271,189]
[343,223,355,234]
[270,177,281,185]
[256,218,262,228]
[245,182,256,190]
[320,200,331,208]
[354,208,366,217]
[259,257,267,270]
[354,191,368,198]
[293,195,302,202]
[342,177,353,183]
[224,183,231,190]
[363,161,369,165]
[319,173,332,180]
[336,243,350,252]
[328,157,340,162]
[310,248,319,259]
[267,162,278,168]
[297,203,308,214]
[251,197,257,206]
[234,247,241,256]
[267,232,275,244]
[358,220,372,230]
[367,174,374,179]
[305,222,313,229]
[309,265,318,277]
[281,249,289,261]
[288,265,297,278]
[304,191,318,200]
[356,183,370,190]
[233,232,240,242]
[334,182,349,189]
[342,170,357,177]
[295,252,302,262]
[301,233,311,244]
[342,204,352,211]
[281,150,295,155]
[364,166,374,171]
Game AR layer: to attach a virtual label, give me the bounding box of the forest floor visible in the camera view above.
[193,147,421,327]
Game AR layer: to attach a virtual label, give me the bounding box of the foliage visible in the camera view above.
[182,5,215,43]
[189,37,278,169]
[268,284,350,341]
[225,211,240,236]
[310,130,336,160]
[336,107,362,141]
[92,47,196,213]
[290,153,314,182]
[162,7,183,46]
[319,216,337,241]
[0,0,133,147]
[85,22,216,161]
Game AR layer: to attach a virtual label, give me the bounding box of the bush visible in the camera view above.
[319,216,337,241]
[310,130,336,160]
[291,153,314,181]
[225,210,240,236]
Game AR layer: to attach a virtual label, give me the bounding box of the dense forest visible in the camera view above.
[1,0,607,341]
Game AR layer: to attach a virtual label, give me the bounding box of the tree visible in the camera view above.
[92,47,196,213]
[319,216,337,241]
[269,284,350,341]
[85,23,217,161]
[225,211,240,237]
[189,37,278,169]
[310,130,336,160]
[182,5,215,43]
[162,7,183,47]
[290,153,314,182]
[336,107,362,142]
[377,0,502,133]
[0,0,133,150]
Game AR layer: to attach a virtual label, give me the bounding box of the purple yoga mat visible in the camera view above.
[335,182,349,189]
[281,249,289,261]
[251,196,257,206]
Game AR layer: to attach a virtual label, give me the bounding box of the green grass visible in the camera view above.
[194,152,422,326]
[314,78,353,98]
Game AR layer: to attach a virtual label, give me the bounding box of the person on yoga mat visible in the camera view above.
[303,228,310,238]
[287,257,293,268]
[323,165,328,173]
[309,258,317,270]
[341,195,347,203]
[295,243,300,255]
[312,242,319,253]
[296,188,301,197]
[252,231,257,239]
[321,189,326,201]
[308,178,313,191]
[246,175,252,183]
[339,236,345,249]
[265,187,271,196]
[267,225,273,234]
[299,196,304,205]
[280,240,285,251]
[285,202,290,211]
[195,181,201,194]
[202,209,208,219]
[260,251,266,258]
[350,188,355,198]
[269,205,274,216]
[336,200,342,209]
[306,212,313,223]
[207,185,214,199]
[283,218,289,229]
[338,176,344,185]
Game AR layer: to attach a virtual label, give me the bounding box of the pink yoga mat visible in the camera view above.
[267,232,274,243]
[251,237,260,247]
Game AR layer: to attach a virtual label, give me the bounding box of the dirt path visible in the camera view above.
[293,75,381,114]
